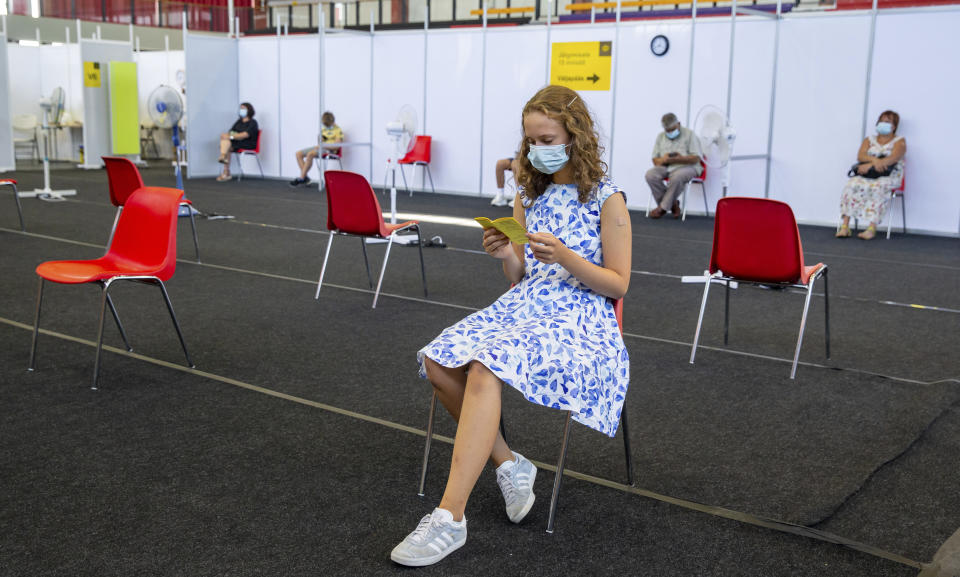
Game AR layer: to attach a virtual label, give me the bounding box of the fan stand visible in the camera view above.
[371,133,419,246]
[23,105,76,199]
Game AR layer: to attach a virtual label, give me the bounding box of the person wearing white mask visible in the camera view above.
[836,110,906,240]
[391,85,631,567]
[644,112,703,219]
[216,102,260,182]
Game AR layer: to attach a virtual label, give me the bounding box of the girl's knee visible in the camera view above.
[467,362,501,391]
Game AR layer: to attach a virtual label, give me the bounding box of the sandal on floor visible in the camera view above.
[835,226,851,238]
[857,225,877,240]
[216,174,232,182]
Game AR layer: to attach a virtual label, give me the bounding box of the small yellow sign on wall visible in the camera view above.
[83,62,101,87]
[550,41,612,91]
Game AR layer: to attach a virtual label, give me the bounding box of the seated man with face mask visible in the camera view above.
[644,112,703,219]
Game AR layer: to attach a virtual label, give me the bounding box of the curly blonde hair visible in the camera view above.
[516,85,606,204]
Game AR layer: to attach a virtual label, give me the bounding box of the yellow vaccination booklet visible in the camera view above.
[474,217,529,244]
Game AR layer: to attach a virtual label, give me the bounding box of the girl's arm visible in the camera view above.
[481,193,526,284]
[856,138,872,163]
[878,139,907,169]
[526,192,632,300]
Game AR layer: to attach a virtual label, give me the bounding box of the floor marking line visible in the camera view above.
[3,227,955,383]
[0,314,925,571]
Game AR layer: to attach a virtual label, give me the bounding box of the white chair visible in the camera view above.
[13,114,40,161]
[645,161,709,221]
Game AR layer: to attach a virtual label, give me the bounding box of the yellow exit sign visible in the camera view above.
[550,41,612,91]
[83,61,101,87]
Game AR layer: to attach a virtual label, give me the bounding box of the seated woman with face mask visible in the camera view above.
[836,110,906,240]
[216,102,260,182]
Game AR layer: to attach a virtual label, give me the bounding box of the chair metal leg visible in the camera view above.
[360,237,373,289]
[681,181,689,221]
[6,182,25,231]
[28,277,44,371]
[414,226,428,297]
[886,193,894,240]
[105,292,133,352]
[823,268,830,359]
[900,193,906,236]
[255,154,264,178]
[723,280,730,346]
[91,283,111,390]
[372,234,396,309]
[235,153,244,181]
[424,164,436,194]
[400,165,410,196]
[700,181,710,218]
[315,232,335,299]
[791,280,816,380]
[106,206,123,249]
[546,411,574,534]
[185,204,201,262]
[157,280,195,368]
[645,191,653,217]
[620,405,635,486]
[336,157,343,170]
[418,390,439,497]
[689,274,715,364]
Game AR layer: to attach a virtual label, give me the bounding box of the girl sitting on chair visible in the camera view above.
[391,85,632,567]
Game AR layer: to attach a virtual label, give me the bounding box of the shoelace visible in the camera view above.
[496,469,519,505]
[409,514,443,544]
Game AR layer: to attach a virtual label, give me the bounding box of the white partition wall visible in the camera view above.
[372,31,425,192]
[481,26,547,197]
[868,10,960,235]
[185,35,237,178]
[279,35,319,179]
[0,35,14,171]
[180,7,960,235]
[238,36,280,177]
[323,32,372,182]
[79,39,134,168]
[424,29,483,194]
[137,49,185,159]
[768,13,872,225]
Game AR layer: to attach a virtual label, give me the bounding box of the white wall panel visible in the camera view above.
[7,44,42,119]
[424,29,482,195]
[611,20,692,208]
[480,26,547,197]
[869,10,960,235]
[279,35,319,179]
[548,24,616,172]
[79,40,133,168]
[185,35,237,178]
[0,36,14,171]
[324,32,372,182]
[371,31,425,196]
[238,37,280,177]
[769,13,871,225]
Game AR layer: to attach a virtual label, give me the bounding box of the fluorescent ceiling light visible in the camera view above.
[19,39,41,47]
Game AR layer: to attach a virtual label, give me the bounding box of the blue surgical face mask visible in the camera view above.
[876,121,893,135]
[666,128,681,140]
[239,107,248,118]
[527,144,570,175]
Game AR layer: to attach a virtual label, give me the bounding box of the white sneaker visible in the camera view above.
[391,508,467,567]
[496,452,537,523]
[507,196,515,208]
[490,192,508,207]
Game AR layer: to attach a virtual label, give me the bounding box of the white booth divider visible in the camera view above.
[238,36,280,177]
[371,31,425,191]
[183,6,960,236]
[868,10,959,235]
[323,32,372,182]
[0,34,14,171]
[185,34,237,178]
[137,49,185,159]
[79,39,134,169]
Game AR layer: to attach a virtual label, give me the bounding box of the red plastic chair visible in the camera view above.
[315,170,427,308]
[28,186,195,389]
[645,160,708,220]
[232,131,264,181]
[885,165,906,239]
[397,135,435,195]
[690,197,830,379]
[1,178,25,231]
[102,156,200,262]
[418,298,632,534]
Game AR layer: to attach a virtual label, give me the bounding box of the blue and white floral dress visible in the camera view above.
[417,178,630,437]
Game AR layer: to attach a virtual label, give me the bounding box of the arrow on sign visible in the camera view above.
[588,74,600,83]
